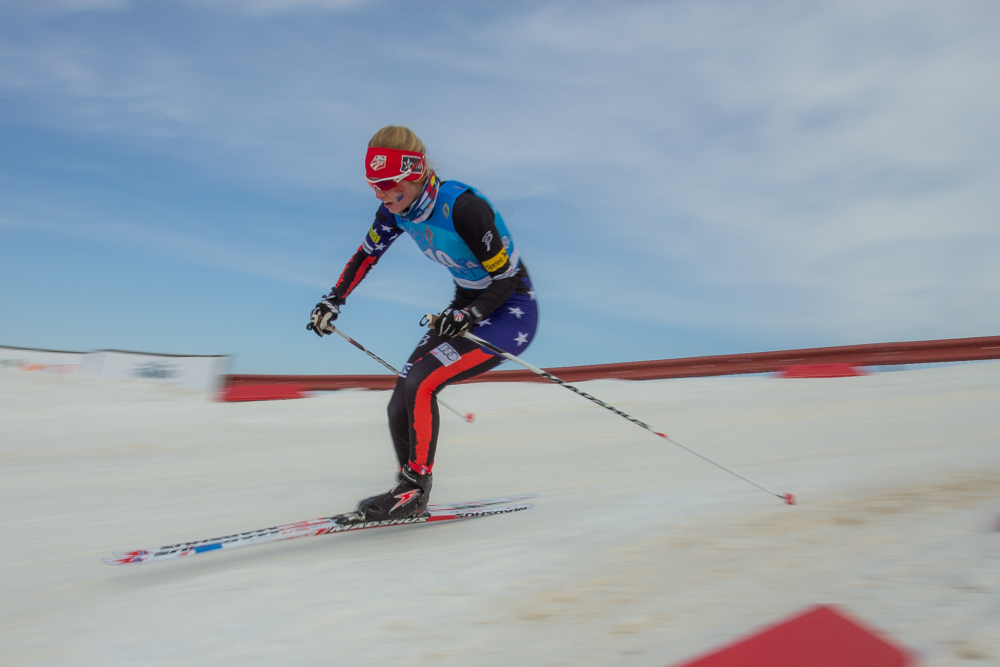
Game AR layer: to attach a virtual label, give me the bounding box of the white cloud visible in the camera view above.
[1,0,998,358]
[466,1,1000,343]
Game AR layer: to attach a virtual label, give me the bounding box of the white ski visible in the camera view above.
[103,495,535,565]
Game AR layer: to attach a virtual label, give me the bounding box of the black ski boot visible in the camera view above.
[357,465,433,521]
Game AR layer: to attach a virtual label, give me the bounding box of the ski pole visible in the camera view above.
[331,325,475,423]
[424,316,792,504]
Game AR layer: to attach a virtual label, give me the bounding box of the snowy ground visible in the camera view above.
[2,362,999,666]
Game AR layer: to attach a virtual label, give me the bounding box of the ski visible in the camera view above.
[418,493,537,512]
[102,495,535,566]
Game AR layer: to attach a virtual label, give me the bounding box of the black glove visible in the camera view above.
[435,306,481,338]
[307,293,344,337]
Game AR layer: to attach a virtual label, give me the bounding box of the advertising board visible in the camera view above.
[0,345,84,374]
[78,350,230,393]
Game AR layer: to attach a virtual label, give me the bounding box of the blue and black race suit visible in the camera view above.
[330,178,538,474]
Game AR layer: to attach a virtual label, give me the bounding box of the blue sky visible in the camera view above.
[1,0,998,375]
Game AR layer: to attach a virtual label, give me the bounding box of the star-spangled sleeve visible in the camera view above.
[331,204,403,300]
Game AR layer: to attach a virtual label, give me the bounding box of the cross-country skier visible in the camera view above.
[308,126,538,521]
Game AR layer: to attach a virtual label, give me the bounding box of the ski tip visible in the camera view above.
[427,493,539,512]
[429,503,534,521]
[782,493,796,505]
[464,502,534,515]
[464,413,476,423]
[102,550,152,565]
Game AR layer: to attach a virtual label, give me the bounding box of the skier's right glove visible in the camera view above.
[307,293,344,337]
[435,306,481,338]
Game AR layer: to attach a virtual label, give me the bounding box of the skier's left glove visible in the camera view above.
[435,306,481,338]
[307,293,344,337]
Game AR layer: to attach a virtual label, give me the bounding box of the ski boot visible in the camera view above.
[356,464,433,521]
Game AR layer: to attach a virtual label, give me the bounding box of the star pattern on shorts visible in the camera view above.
[514,332,529,346]
[375,243,386,251]
[478,318,492,326]
[380,225,394,233]
[527,290,536,301]
[508,306,525,319]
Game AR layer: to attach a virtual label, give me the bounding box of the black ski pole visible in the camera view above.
[423,316,792,504]
[331,325,474,423]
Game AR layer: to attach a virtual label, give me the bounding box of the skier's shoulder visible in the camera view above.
[448,186,493,231]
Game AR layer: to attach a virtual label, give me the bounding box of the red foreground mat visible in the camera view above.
[220,384,306,402]
[673,605,915,667]
[779,363,866,378]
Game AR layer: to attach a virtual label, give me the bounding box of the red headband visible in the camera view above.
[365,147,425,185]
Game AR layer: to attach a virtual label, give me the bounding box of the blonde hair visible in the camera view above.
[368,125,432,183]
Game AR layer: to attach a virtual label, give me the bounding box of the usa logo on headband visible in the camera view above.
[365,147,426,184]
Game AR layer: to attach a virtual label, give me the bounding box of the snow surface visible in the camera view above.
[2,362,999,666]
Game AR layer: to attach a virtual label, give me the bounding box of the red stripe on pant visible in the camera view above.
[410,348,494,473]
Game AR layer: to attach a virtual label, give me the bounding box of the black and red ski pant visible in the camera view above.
[386,291,538,474]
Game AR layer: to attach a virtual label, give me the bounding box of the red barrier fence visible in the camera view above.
[225,334,1000,391]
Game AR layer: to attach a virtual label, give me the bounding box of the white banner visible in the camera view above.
[0,346,84,374]
[78,350,230,393]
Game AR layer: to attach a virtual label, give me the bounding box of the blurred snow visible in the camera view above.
[1,362,999,665]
